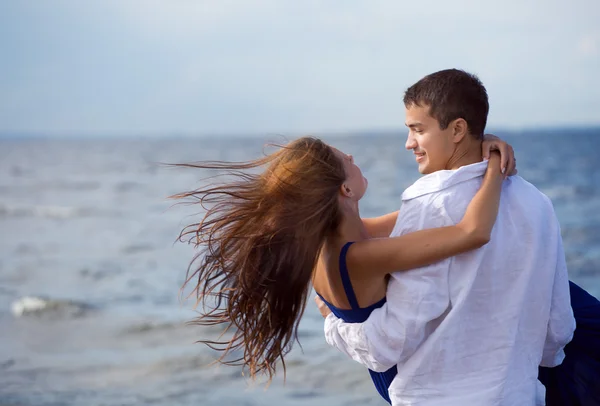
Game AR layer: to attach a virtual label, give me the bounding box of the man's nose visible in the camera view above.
[405,133,417,150]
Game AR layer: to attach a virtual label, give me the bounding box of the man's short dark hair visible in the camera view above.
[403,69,489,139]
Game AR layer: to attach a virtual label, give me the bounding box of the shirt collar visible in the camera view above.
[402,161,488,201]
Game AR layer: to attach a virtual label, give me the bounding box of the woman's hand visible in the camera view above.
[482,134,517,178]
[314,295,331,318]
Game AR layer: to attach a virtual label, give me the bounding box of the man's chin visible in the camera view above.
[418,164,431,174]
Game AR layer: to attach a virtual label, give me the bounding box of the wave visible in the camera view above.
[0,204,106,219]
[11,296,93,318]
[122,320,183,334]
[542,185,597,201]
[0,180,101,192]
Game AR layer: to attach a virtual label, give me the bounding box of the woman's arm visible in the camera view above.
[359,135,514,239]
[362,211,399,238]
[348,153,505,277]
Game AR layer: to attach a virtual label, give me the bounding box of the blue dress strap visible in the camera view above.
[339,241,360,310]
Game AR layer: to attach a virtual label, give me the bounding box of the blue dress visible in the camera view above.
[316,242,397,404]
[538,281,600,406]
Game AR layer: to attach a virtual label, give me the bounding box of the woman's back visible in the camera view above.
[313,241,396,404]
[313,241,387,311]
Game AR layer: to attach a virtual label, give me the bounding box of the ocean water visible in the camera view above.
[1,130,599,406]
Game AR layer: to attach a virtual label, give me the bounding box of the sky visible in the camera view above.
[1,0,599,137]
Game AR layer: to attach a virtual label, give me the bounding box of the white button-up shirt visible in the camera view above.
[324,161,575,406]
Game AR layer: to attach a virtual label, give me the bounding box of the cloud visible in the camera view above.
[1,0,599,136]
[577,32,599,57]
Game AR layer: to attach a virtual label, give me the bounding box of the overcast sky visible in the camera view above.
[1,0,599,137]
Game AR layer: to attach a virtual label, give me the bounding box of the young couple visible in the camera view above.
[175,69,600,405]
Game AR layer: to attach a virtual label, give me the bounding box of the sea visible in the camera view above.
[1,129,599,406]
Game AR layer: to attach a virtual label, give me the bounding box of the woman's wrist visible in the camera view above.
[485,153,503,176]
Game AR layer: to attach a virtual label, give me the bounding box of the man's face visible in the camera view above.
[405,105,455,174]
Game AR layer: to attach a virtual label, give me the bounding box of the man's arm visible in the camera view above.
[540,223,576,367]
[324,258,451,372]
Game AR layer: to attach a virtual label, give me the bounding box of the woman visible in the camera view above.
[538,281,600,406]
[172,134,511,393]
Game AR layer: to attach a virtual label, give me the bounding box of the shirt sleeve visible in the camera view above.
[540,223,576,367]
[324,257,452,372]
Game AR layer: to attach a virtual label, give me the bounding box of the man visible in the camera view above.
[319,69,576,405]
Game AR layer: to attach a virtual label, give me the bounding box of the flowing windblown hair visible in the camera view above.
[171,136,347,381]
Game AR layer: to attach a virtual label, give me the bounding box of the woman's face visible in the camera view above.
[331,146,368,201]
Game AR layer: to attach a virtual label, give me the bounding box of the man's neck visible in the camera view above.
[445,139,482,170]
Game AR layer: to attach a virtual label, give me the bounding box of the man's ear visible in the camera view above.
[340,183,353,197]
[451,118,468,143]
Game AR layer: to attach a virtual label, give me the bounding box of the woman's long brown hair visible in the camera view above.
[171,136,346,382]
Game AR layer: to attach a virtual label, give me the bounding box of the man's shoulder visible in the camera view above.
[441,174,554,210]
[504,176,554,207]
[394,188,459,236]
[399,175,557,225]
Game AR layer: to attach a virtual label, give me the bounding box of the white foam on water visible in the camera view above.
[11,295,49,316]
[10,295,91,318]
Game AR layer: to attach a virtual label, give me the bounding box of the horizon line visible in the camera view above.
[1,125,599,140]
